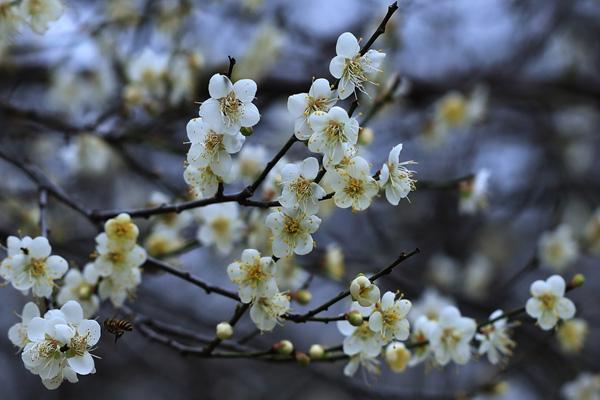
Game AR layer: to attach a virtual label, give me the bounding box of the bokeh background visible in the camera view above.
[1,0,599,399]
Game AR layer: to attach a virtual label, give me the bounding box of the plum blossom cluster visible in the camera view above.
[227,249,290,331]
[0,0,64,38]
[335,273,579,377]
[8,301,100,390]
[91,213,147,308]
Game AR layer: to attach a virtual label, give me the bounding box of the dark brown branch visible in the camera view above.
[284,248,420,322]
[145,256,240,302]
[226,56,236,79]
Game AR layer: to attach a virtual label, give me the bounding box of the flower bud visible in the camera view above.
[240,127,253,136]
[215,322,233,340]
[308,344,325,359]
[273,339,294,355]
[570,273,585,288]
[358,127,374,146]
[294,289,312,305]
[295,352,310,366]
[346,310,364,327]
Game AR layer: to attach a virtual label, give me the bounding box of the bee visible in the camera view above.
[103,318,133,343]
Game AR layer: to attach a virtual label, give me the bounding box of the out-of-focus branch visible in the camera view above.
[38,188,48,237]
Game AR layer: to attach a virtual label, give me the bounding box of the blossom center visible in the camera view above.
[77,283,94,300]
[539,293,557,310]
[344,56,368,88]
[219,92,242,127]
[344,177,364,197]
[304,96,329,117]
[441,96,467,126]
[66,333,90,358]
[28,258,46,278]
[442,327,462,347]
[324,120,346,142]
[290,177,312,200]
[355,322,373,339]
[107,251,125,265]
[243,261,267,286]
[282,216,301,235]
[204,131,223,153]
[211,217,230,236]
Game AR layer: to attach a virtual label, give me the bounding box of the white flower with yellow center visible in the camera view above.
[349,275,380,307]
[337,302,382,359]
[234,144,267,185]
[407,316,436,366]
[8,302,40,349]
[369,291,411,343]
[197,203,245,254]
[428,306,476,366]
[93,233,147,278]
[227,249,277,303]
[538,225,579,272]
[308,106,359,166]
[186,117,245,178]
[265,207,321,258]
[184,164,224,199]
[279,157,326,215]
[199,73,260,135]
[525,275,576,330]
[557,318,588,354]
[329,156,379,212]
[98,266,141,307]
[475,310,516,365]
[329,32,386,100]
[250,292,290,332]
[459,169,491,215]
[562,373,600,400]
[6,236,68,298]
[57,264,100,318]
[385,342,411,373]
[20,0,64,34]
[410,287,456,322]
[287,78,337,140]
[379,144,417,205]
[126,47,169,99]
[104,213,139,249]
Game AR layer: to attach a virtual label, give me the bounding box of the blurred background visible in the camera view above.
[1,0,599,399]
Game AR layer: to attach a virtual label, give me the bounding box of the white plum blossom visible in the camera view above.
[250,292,290,332]
[126,47,169,100]
[98,266,142,307]
[265,207,321,258]
[329,156,379,212]
[557,318,588,354]
[428,306,476,366]
[308,106,359,166]
[59,134,114,176]
[338,302,382,360]
[103,213,140,248]
[279,157,326,215]
[368,291,411,343]
[227,249,277,303]
[186,117,245,178]
[2,236,68,298]
[408,316,436,366]
[287,78,337,140]
[525,275,576,330]
[329,32,386,100]
[21,301,100,389]
[475,310,516,365]
[562,373,600,400]
[199,73,260,134]
[234,144,268,184]
[20,0,64,34]
[93,233,147,278]
[385,342,411,373]
[538,225,579,272]
[410,287,456,322]
[8,302,40,349]
[57,264,101,318]
[197,203,245,254]
[379,144,417,205]
[349,275,380,307]
[427,253,460,290]
[459,169,491,214]
[344,353,380,377]
[184,164,225,199]
[463,253,495,299]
